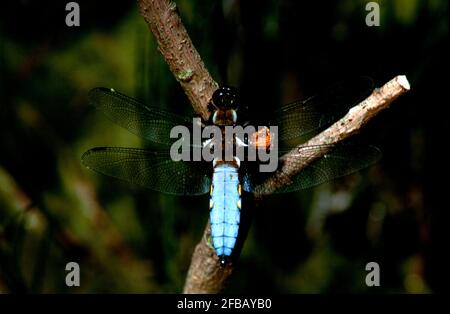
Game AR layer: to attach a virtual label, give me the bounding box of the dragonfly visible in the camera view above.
[81,77,381,266]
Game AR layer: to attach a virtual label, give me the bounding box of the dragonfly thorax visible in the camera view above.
[211,109,237,126]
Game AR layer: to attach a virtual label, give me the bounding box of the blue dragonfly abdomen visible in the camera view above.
[210,162,241,265]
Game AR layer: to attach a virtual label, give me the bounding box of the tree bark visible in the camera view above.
[138,0,217,121]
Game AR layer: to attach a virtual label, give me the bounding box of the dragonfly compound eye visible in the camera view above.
[212,86,239,109]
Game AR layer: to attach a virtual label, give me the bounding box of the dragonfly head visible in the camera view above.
[212,86,240,110]
[210,86,240,125]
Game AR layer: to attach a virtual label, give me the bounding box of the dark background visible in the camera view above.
[0,0,448,293]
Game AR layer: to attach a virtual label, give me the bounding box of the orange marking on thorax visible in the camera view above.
[250,126,272,149]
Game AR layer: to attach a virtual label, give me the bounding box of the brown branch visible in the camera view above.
[137,0,410,294]
[138,0,217,121]
[255,75,411,196]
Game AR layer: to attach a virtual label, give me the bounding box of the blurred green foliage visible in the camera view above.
[0,0,447,293]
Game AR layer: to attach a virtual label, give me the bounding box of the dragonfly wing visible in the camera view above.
[274,77,374,141]
[81,147,211,195]
[89,88,194,146]
[243,144,381,193]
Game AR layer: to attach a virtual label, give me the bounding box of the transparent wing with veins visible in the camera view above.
[89,87,198,146]
[82,147,212,195]
[242,144,381,193]
[272,77,374,141]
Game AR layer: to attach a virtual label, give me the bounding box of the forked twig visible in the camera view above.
[137,0,410,293]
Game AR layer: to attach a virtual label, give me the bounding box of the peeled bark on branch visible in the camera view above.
[137,0,410,294]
